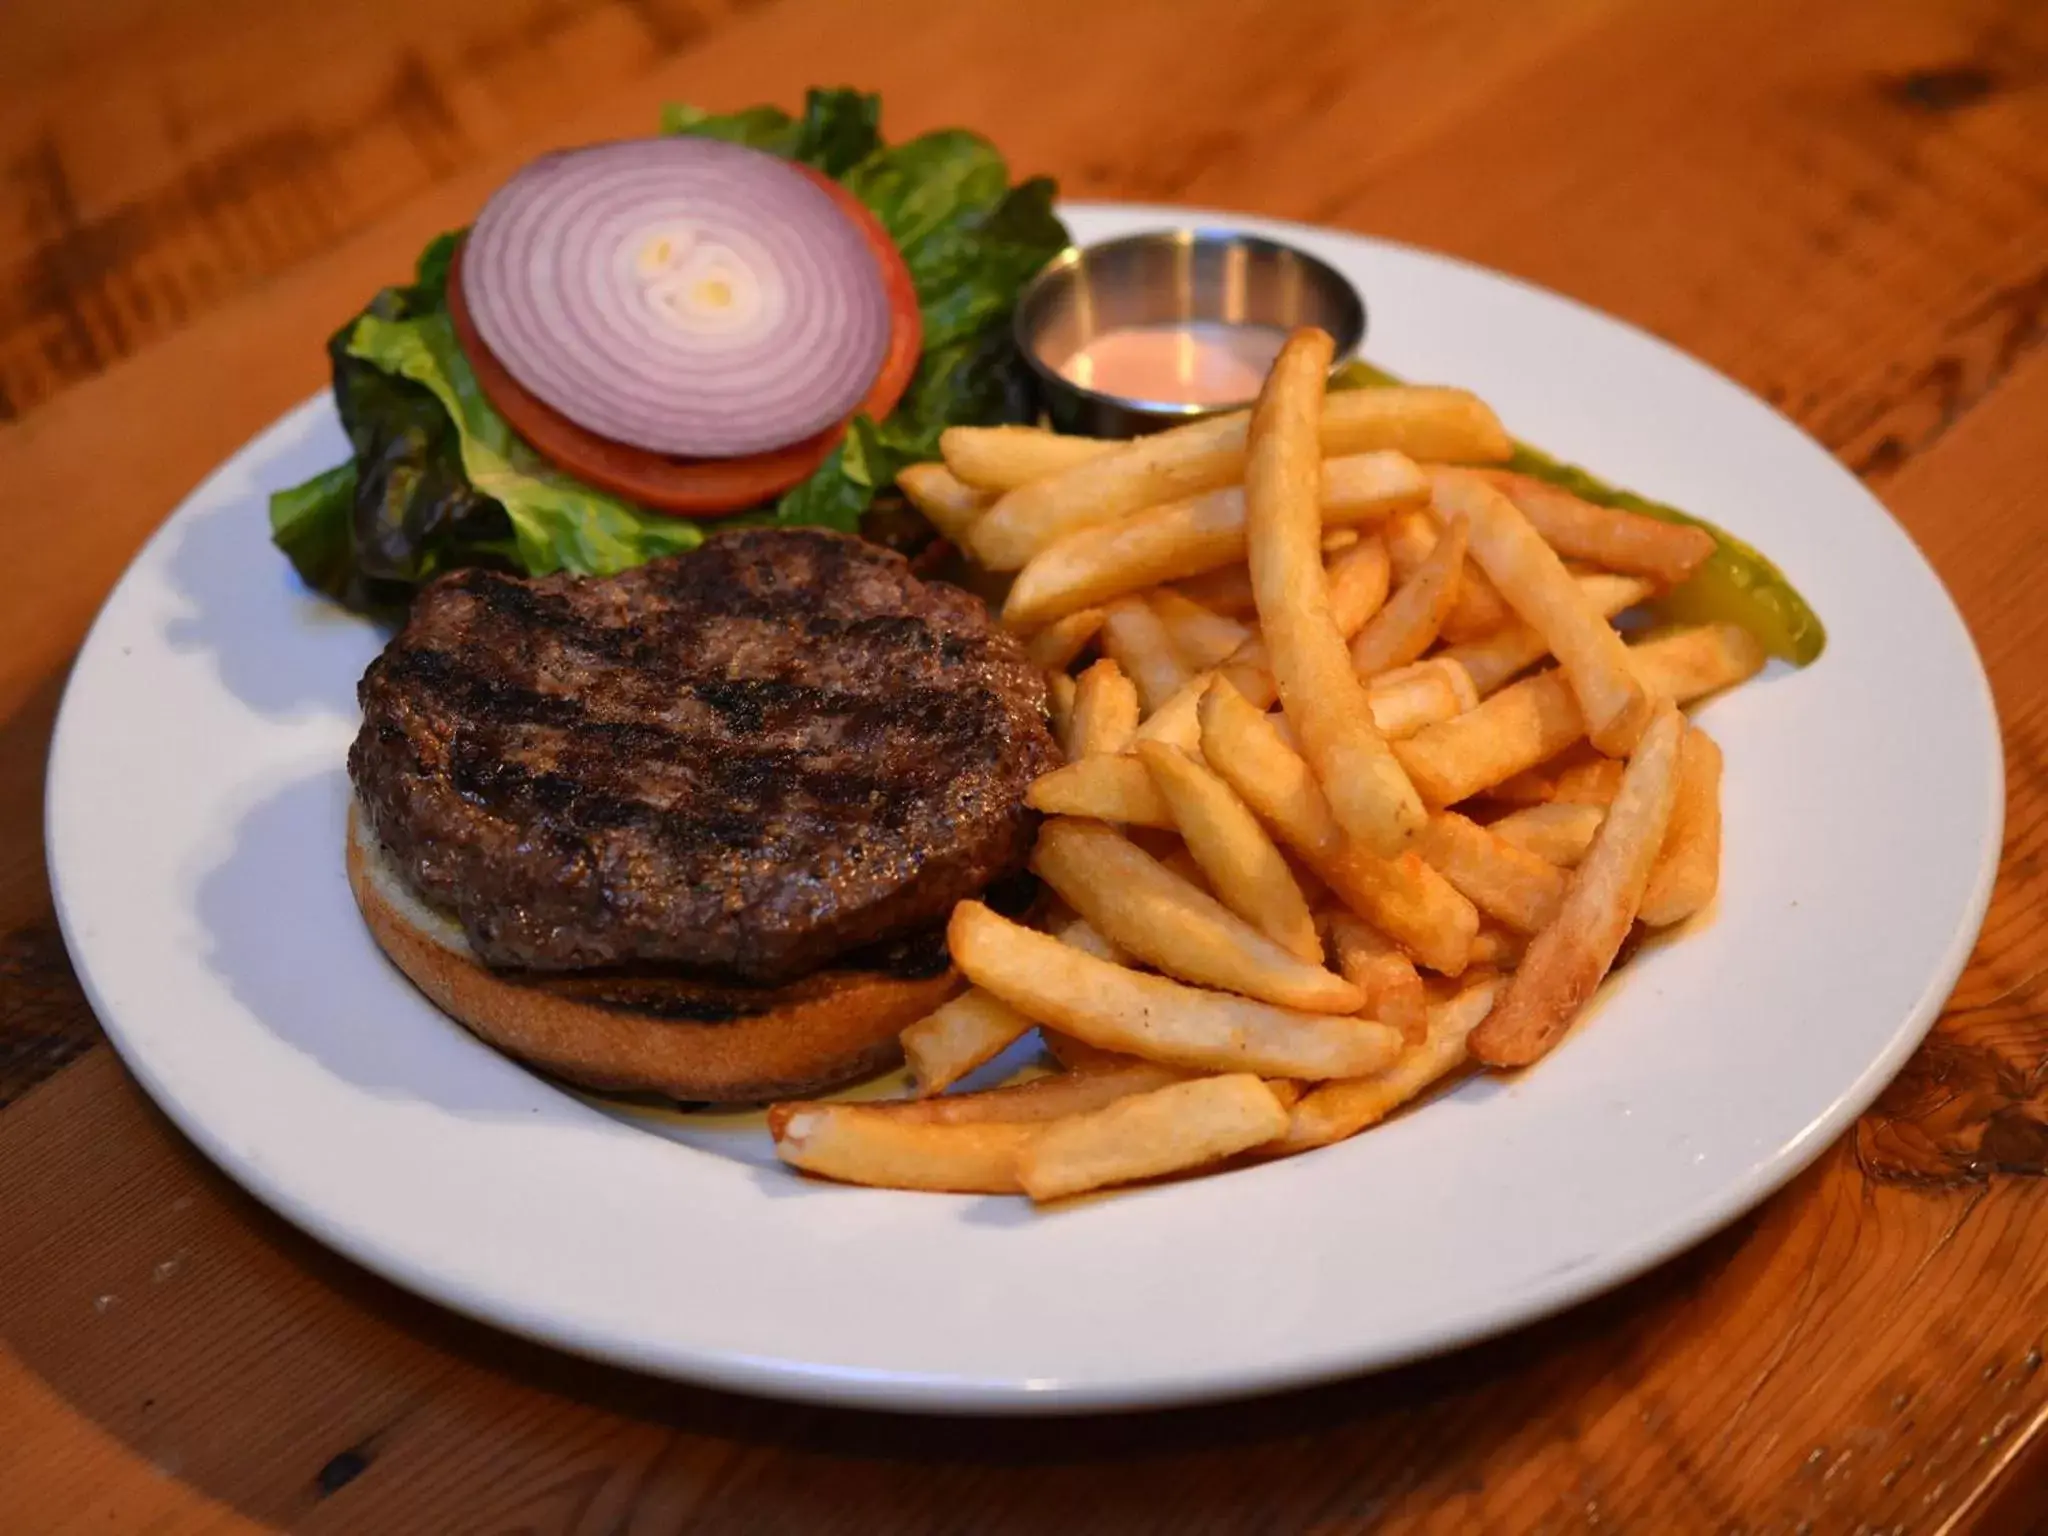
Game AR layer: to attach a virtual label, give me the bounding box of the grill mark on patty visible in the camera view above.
[373,645,589,728]
[445,731,960,857]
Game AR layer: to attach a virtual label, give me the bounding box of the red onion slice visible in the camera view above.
[462,137,893,459]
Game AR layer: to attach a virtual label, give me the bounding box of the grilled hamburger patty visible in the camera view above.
[349,528,1057,983]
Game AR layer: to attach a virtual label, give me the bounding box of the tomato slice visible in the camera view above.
[448,162,923,517]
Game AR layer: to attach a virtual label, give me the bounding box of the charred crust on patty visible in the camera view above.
[348,527,1058,985]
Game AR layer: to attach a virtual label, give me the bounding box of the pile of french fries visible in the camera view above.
[770,327,1761,1204]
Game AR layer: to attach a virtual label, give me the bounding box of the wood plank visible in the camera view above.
[0,1053,451,1535]
[0,0,756,421]
[0,915,90,1110]
[1316,0,2048,488]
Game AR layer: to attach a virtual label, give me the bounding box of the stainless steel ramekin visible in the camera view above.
[1014,229,1367,436]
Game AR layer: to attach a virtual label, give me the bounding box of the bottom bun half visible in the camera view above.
[346,801,960,1102]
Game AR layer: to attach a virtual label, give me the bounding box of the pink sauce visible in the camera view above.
[1058,322,1287,406]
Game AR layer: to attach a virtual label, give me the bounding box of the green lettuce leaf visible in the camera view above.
[1328,359,1825,664]
[302,236,514,604]
[659,88,883,175]
[266,461,360,604]
[347,310,701,577]
[769,438,874,532]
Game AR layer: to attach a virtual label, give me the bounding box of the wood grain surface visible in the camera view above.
[2,0,2045,1529]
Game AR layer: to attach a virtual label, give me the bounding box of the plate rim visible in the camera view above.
[44,200,2006,1413]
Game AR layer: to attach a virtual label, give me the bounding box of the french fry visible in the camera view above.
[1439,573,1655,695]
[949,902,1402,1079]
[1394,624,1765,806]
[901,988,1037,1095]
[1468,925,1527,969]
[1175,565,1257,616]
[1475,469,1717,586]
[1325,911,1428,1042]
[1017,1075,1289,1202]
[1553,756,1626,806]
[1000,452,1425,628]
[1438,655,1481,712]
[1220,649,1279,704]
[1136,740,1323,963]
[1638,727,1723,925]
[897,461,993,546]
[1246,330,1427,857]
[1134,657,1283,754]
[1197,679,1478,974]
[1148,589,1254,671]
[1131,672,1210,752]
[1631,621,1770,702]
[1040,1032,1291,1104]
[1100,596,1190,714]
[1417,812,1569,935]
[1026,608,1106,672]
[1327,535,1393,640]
[1483,762,1565,805]
[1438,563,1515,642]
[1382,507,1511,642]
[1312,385,1515,463]
[1042,1028,1130,1072]
[770,1104,1036,1194]
[940,424,1118,490]
[1047,672,1076,746]
[1263,1079,1306,1111]
[1471,702,1687,1067]
[1157,842,1211,890]
[1029,818,1363,1012]
[968,388,1511,570]
[1432,470,1652,754]
[1276,977,1502,1152]
[1049,911,1128,964]
[1265,707,1300,753]
[1044,1020,1300,1101]
[969,415,1253,571]
[1362,659,1468,740]
[1322,528,1360,553]
[885,1059,1192,1124]
[1382,507,1435,583]
[1486,802,1606,866]
[1392,671,1582,806]
[1068,658,1140,757]
[1126,820,1185,863]
[1045,1045,1312,1124]
[1349,516,1468,677]
[1026,755,1176,828]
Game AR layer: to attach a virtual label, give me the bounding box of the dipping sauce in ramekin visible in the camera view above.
[1056,320,1289,407]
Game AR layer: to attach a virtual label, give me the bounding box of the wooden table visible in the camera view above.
[3,0,2046,1528]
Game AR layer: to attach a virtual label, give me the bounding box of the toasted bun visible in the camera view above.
[346,801,960,1101]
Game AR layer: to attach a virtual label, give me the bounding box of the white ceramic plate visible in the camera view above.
[46,205,2000,1413]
